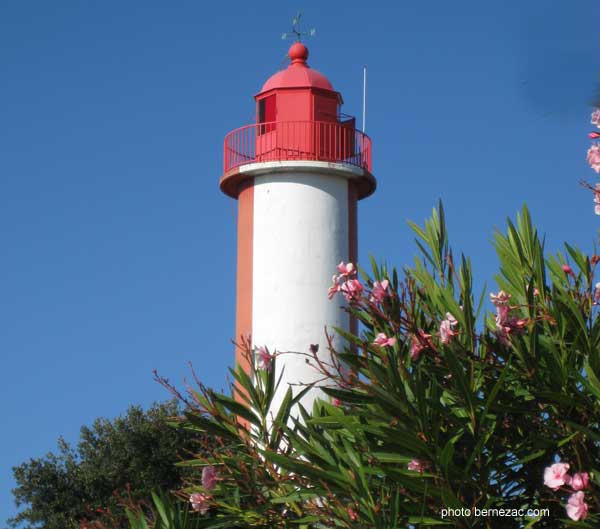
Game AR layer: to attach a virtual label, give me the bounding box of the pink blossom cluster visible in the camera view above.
[373,332,396,347]
[490,291,527,345]
[594,183,600,216]
[189,465,219,514]
[255,345,275,372]
[439,313,458,344]
[592,108,600,129]
[369,279,390,304]
[587,109,600,213]
[346,506,359,521]
[589,144,600,175]
[202,465,218,490]
[407,459,427,473]
[543,462,590,521]
[410,329,432,361]
[594,282,600,304]
[328,262,392,305]
[562,264,576,279]
[328,261,364,302]
[189,493,209,514]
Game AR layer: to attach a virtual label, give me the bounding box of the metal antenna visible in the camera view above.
[362,65,367,133]
[281,11,316,43]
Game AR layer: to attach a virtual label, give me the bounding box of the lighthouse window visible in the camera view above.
[258,95,276,134]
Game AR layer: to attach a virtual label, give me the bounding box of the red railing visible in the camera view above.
[223,120,372,174]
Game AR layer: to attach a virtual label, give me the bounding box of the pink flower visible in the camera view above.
[256,346,274,372]
[332,397,342,406]
[407,459,426,473]
[594,183,600,216]
[369,279,389,304]
[373,332,396,347]
[496,325,511,346]
[490,291,530,343]
[189,492,210,514]
[337,261,355,277]
[340,278,364,302]
[328,274,341,299]
[589,131,600,139]
[347,507,358,521]
[543,462,571,491]
[490,291,511,305]
[329,263,362,302]
[591,108,600,128]
[571,472,590,491]
[562,264,575,278]
[202,465,218,491]
[490,291,511,327]
[410,329,432,361]
[410,340,423,361]
[511,318,528,330]
[439,313,458,344]
[587,144,600,174]
[566,491,588,521]
[496,318,526,345]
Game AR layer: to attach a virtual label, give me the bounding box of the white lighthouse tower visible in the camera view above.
[221,41,376,413]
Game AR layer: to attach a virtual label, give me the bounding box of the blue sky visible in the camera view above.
[2,0,600,522]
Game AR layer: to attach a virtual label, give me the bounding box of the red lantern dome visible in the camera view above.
[259,42,336,93]
[255,43,341,125]
[221,43,375,200]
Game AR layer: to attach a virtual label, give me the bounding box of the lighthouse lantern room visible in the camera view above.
[220,41,376,414]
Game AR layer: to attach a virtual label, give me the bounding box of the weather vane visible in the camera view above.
[281,11,315,42]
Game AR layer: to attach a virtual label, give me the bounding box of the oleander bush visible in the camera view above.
[94,202,600,529]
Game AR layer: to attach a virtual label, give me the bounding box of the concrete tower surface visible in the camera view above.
[220,42,376,414]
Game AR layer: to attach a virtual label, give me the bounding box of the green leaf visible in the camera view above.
[408,516,453,525]
[212,393,261,427]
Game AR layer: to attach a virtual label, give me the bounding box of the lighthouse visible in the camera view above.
[220,41,376,414]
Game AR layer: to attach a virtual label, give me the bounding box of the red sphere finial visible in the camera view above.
[288,42,309,65]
